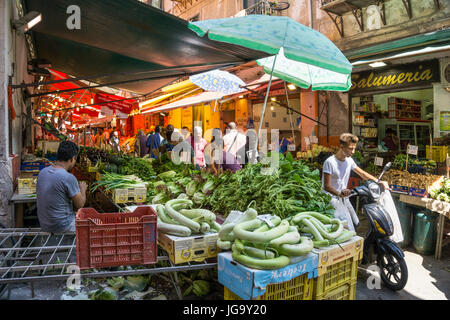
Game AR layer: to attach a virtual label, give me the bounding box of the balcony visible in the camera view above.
[244,0,290,16]
[320,0,442,37]
[320,0,387,37]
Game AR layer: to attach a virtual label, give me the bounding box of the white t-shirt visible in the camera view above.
[322,155,357,194]
[223,130,246,157]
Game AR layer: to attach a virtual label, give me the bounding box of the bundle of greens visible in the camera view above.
[91,173,148,192]
[206,152,333,219]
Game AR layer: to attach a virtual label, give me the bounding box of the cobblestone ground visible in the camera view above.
[2,246,448,300]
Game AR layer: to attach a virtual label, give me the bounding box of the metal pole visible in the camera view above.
[257,54,277,141]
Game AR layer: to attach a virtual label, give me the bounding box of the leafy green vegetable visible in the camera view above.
[89,287,118,300]
[124,275,148,292]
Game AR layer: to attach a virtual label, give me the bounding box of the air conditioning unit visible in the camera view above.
[441,57,450,88]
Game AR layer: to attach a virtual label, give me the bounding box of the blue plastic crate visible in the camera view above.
[218,252,318,300]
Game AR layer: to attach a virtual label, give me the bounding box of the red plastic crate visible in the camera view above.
[75,207,158,270]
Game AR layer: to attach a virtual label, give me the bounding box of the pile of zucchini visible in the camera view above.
[217,209,314,270]
[218,209,357,270]
[155,199,221,237]
[289,211,356,248]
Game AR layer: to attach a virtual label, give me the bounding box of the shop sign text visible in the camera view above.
[351,60,439,93]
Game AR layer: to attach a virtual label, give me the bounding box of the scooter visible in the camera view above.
[349,162,408,291]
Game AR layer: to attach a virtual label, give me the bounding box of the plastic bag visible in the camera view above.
[330,197,356,231]
[378,191,404,243]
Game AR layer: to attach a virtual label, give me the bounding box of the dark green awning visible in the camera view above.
[345,28,450,61]
[24,0,270,94]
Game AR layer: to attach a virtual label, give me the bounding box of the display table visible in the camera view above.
[9,193,37,228]
[399,194,450,260]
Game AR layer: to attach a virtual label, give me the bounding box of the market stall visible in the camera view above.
[8,1,450,300]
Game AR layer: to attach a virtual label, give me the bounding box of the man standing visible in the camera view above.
[322,133,389,230]
[36,141,87,233]
[110,131,121,153]
[146,125,163,159]
[135,129,149,157]
[223,122,246,163]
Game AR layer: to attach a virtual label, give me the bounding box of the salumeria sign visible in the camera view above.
[350,60,440,93]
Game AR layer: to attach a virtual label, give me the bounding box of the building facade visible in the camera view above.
[163,0,450,148]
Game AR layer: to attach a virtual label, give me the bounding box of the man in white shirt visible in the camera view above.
[322,133,389,230]
[223,122,246,162]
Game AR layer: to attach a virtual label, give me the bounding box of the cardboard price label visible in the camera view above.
[310,136,318,144]
[407,145,418,155]
[374,156,384,167]
[287,144,296,151]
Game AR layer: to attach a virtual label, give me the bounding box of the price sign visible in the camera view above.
[287,144,296,151]
[310,136,318,144]
[374,156,384,167]
[407,145,418,155]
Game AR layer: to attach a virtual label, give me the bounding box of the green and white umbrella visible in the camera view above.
[188,15,352,138]
[256,47,352,91]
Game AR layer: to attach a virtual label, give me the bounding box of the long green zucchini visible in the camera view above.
[217,239,232,250]
[242,245,276,259]
[269,226,301,246]
[308,217,344,240]
[233,219,289,243]
[232,250,290,270]
[157,217,191,237]
[156,204,180,225]
[180,209,216,222]
[218,209,260,241]
[297,218,324,241]
[334,230,356,243]
[277,237,313,256]
[165,199,200,233]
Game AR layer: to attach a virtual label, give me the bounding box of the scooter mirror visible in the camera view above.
[377,162,392,181]
[383,162,392,172]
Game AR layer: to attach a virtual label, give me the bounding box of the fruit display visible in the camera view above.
[383,169,443,190]
[429,178,450,203]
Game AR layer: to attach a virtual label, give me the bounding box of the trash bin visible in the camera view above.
[413,211,437,255]
[395,200,413,248]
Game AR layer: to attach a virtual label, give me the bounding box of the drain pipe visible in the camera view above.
[309,0,314,29]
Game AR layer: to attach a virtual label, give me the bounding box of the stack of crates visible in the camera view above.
[220,236,364,301]
[219,252,318,301]
[312,236,364,300]
[426,145,448,163]
[224,274,314,300]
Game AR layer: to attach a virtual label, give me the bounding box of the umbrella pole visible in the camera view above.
[257,54,278,146]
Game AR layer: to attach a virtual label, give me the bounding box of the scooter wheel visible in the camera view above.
[377,252,408,291]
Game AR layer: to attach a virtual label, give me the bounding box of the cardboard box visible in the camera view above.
[218,251,318,300]
[312,236,364,276]
[18,172,38,194]
[390,184,409,195]
[158,231,219,264]
[409,187,428,198]
[111,187,147,204]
